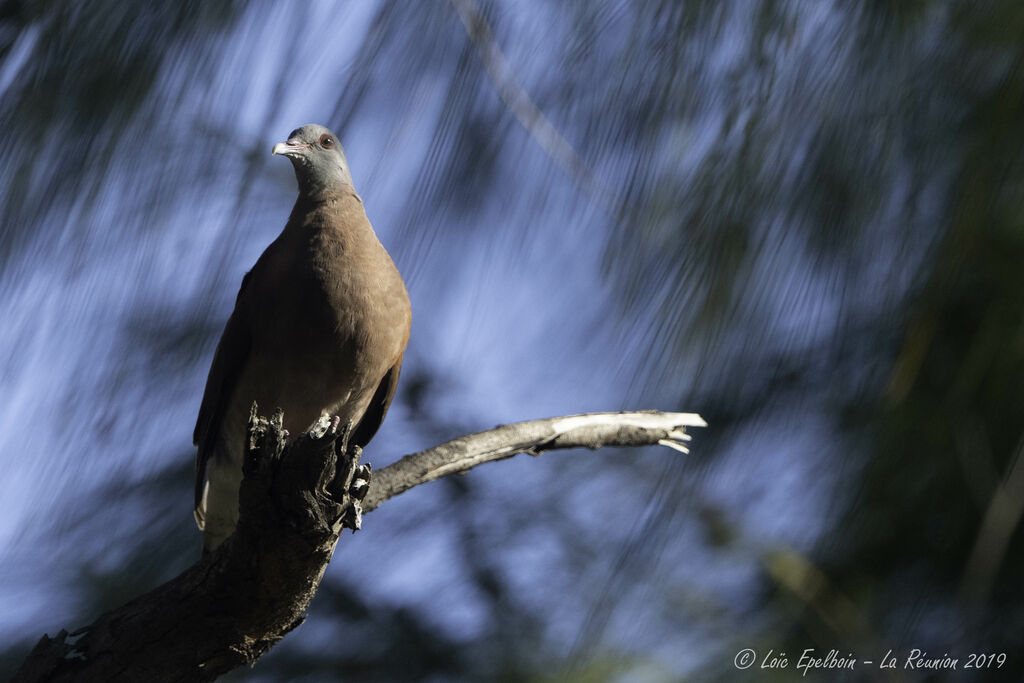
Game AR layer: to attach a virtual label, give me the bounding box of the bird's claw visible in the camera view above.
[349,462,371,501]
[339,504,362,531]
[333,419,355,457]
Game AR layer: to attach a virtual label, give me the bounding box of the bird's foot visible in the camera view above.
[333,418,355,456]
[338,461,372,531]
[324,423,371,531]
[348,459,371,501]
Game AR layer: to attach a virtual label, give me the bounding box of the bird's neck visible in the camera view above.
[286,190,378,249]
[295,182,361,207]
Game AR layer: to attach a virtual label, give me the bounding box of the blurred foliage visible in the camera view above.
[1,0,1023,681]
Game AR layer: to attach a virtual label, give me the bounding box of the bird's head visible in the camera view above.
[272,124,354,198]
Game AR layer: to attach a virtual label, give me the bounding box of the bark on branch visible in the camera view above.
[12,409,705,683]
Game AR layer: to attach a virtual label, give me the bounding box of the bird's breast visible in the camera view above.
[238,220,409,434]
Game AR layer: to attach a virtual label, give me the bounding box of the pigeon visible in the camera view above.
[193,124,411,552]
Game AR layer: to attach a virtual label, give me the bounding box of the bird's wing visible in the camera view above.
[193,272,253,522]
[351,357,404,449]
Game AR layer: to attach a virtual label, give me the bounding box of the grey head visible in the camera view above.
[272,124,354,198]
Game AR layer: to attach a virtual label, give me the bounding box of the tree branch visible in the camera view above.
[11,409,705,683]
[449,0,620,215]
[363,411,706,512]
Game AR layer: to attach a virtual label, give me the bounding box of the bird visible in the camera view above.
[192,124,411,553]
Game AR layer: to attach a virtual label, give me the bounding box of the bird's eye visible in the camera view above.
[319,134,335,149]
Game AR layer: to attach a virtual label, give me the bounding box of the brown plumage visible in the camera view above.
[193,124,411,553]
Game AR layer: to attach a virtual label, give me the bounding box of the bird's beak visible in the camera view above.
[272,139,310,157]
